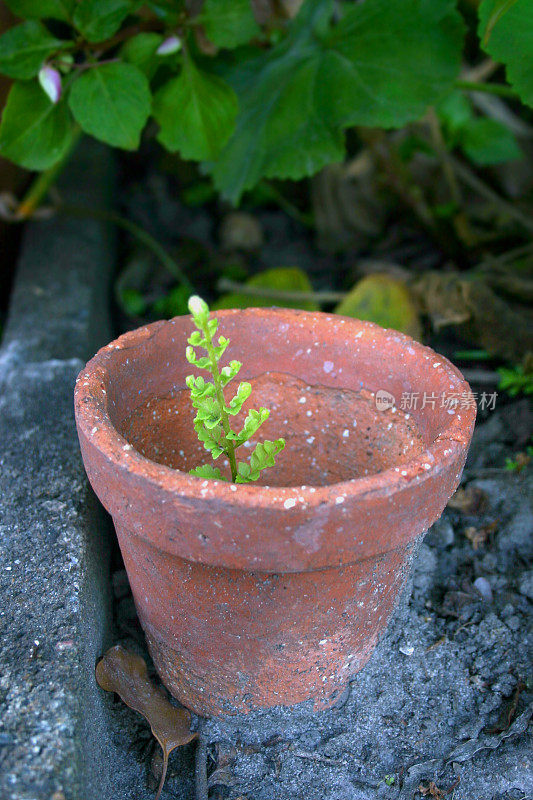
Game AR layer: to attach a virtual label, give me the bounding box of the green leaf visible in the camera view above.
[480,0,519,46]
[220,360,242,386]
[235,407,269,444]
[215,267,319,310]
[121,32,164,78]
[202,0,261,49]
[189,464,225,480]
[153,56,238,161]
[0,80,74,169]
[479,0,533,108]
[4,0,74,21]
[335,274,422,340]
[225,381,251,415]
[68,62,151,150]
[73,0,135,43]
[324,0,464,128]
[0,21,69,80]
[152,284,189,318]
[187,331,205,347]
[212,0,464,203]
[119,287,146,317]
[237,437,285,482]
[437,90,473,141]
[459,117,522,165]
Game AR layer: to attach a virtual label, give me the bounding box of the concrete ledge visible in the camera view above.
[0,142,146,800]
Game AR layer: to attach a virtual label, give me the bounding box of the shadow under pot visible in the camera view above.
[74,308,475,717]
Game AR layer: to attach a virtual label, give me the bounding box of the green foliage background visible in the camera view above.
[0,0,531,203]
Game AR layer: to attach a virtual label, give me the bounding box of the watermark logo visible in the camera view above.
[375,389,396,412]
[375,389,497,412]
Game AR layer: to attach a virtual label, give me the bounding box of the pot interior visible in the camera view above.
[100,310,464,488]
[120,371,424,486]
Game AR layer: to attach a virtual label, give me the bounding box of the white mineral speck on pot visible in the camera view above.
[284,498,296,509]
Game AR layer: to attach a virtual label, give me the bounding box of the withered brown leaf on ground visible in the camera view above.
[411,271,533,362]
[447,485,488,514]
[96,645,197,800]
[463,519,499,550]
[418,780,444,798]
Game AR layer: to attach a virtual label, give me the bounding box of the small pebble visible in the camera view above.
[518,570,533,601]
[399,643,414,656]
[473,576,493,603]
[505,615,520,631]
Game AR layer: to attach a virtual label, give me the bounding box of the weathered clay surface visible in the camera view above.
[75,309,475,716]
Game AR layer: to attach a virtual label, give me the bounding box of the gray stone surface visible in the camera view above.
[0,142,148,800]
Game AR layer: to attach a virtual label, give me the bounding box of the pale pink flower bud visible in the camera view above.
[38,64,62,104]
[156,35,182,56]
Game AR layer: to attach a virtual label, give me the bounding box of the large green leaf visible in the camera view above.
[202,0,260,49]
[153,57,238,160]
[479,0,533,108]
[73,0,135,43]
[0,21,69,80]
[68,62,151,149]
[3,0,74,21]
[0,80,75,169]
[324,0,464,128]
[212,0,464,203]
[459,117,522,165]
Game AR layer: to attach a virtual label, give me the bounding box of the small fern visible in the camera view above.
[186,295,285,483]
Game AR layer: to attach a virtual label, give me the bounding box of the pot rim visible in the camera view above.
[75,308,476,510]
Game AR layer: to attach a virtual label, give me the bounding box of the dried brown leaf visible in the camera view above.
[411,271,533,361]
[464,519,499,550]
[411,272,471,330]
[96,645,197,800]
[418,781,444,798]
[448,485,488,514]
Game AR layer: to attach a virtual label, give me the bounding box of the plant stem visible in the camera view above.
[154,751,168,800]
[201,316,238,481]
[217,278,345,304]
[16,128,82,219]
[455,80,518,99]
[58,203,195,291]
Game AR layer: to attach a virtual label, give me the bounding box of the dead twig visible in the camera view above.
[195,733,209,800]
[460,369,499,385]
[426,108,473,245]
[448,155,533,235]
[290,747,344,767]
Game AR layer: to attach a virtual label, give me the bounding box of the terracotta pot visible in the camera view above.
[75,308,475,716]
